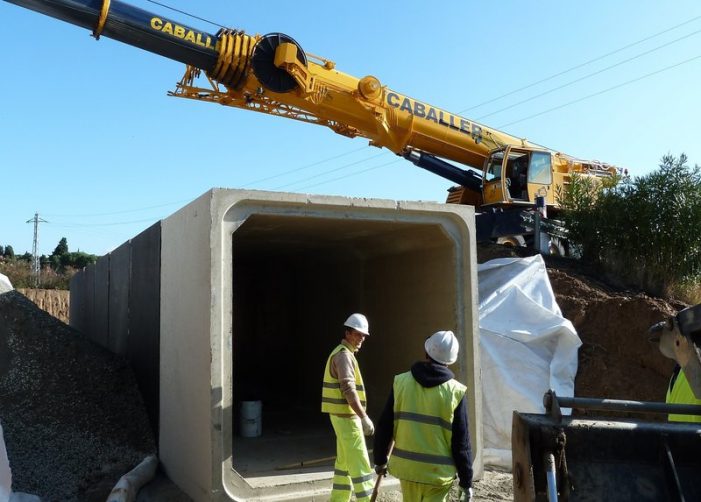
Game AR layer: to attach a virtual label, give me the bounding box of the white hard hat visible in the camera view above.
[425,330,459,365]
[344,313,370,336]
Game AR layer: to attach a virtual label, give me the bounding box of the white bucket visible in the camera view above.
[240,400,262,438]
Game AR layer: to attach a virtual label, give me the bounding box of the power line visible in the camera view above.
[271,152,386,190]
[48,217,163,228]
[457,14,701,115]
[43,198,192,218]
[296,159,403,191]
[476,27,701,122]
[242,146,369,188]
[498,54,701,129]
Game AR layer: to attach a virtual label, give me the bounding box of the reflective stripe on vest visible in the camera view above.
[321,344,366,414]
[388,370,466,485]
[667,368,701,423]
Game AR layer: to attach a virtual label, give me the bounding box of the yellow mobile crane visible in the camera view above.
[4,0,617,250]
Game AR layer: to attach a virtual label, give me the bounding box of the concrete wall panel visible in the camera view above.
[108,241,131,356]
[69,269,86,333]
[93,255,110,349]
[129,223,161,435]
[84,264,96,344]
[159,192,212,500]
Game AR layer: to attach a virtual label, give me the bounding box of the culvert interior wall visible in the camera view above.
[229,214,460,483]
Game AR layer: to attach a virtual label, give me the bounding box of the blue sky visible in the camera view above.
[1,0,700,256]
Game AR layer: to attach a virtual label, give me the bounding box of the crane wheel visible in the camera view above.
[251,33,308,93]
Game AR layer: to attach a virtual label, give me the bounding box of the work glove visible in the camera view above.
[458,487,473,502]
[374,464,387,476]
[361,415,374,436]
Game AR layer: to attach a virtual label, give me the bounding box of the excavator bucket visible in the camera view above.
[512,391,701,501]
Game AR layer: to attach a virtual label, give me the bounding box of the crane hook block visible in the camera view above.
[251,33,308,93]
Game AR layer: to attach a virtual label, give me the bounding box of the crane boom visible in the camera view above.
[5,0,220,69]
[4,0,531,169]
[4,0,618,233]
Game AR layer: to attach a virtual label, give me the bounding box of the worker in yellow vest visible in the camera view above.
[373,330,473,502]
[666,365,701,422]
[321,313,375,501]
[649,304,701,423]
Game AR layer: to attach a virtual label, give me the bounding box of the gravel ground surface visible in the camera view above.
[376,470,513,501]
[0,291,156,502]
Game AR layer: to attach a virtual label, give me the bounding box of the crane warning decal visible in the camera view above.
[386,92,483,144]
[150,17,217,49]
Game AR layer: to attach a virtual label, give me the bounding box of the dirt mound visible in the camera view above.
[549,267,679,404]
[0,291,156,501]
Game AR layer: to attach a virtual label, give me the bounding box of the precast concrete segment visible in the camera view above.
[108,241,130,356]
[158,189,482,501]
[69,223,162,435]
[94,254,110,350]
[69,269,86,333]
[68,188,481,501]
[128,223,161,435]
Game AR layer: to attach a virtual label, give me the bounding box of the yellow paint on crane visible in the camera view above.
[150,17,217,49]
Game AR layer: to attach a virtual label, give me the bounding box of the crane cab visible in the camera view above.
[481,146,554,208]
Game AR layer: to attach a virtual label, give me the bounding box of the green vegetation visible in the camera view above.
[0,237,98,290]
[559,153,701,302]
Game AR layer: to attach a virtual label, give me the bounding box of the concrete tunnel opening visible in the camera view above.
[229,213,462,484]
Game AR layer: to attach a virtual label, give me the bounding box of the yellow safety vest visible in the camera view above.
[388,371,466,485]
[321,343,366,415]
[666,368,701,423]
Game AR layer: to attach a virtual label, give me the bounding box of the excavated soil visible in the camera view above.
[1,243,686,501]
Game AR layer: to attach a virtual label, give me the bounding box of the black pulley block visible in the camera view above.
[251,33,307,93]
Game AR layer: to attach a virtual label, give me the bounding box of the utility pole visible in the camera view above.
[26,212,48,288]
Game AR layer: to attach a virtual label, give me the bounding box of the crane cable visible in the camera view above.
[146,0,225,29]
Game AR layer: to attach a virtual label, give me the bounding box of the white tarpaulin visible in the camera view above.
[0,274,12,294]
[478,255,581,469]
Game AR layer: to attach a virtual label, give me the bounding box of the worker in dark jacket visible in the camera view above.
[373,330,473,501]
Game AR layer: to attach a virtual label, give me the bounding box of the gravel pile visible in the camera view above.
[0,290,156,501]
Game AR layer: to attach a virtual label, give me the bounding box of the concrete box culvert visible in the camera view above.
[76,189,483,501]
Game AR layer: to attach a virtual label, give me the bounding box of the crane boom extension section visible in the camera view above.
[4,0,617,216]
[5,0,220,69]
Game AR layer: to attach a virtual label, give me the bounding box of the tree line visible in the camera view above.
[559,153,701,303]
[0,237,97,289]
